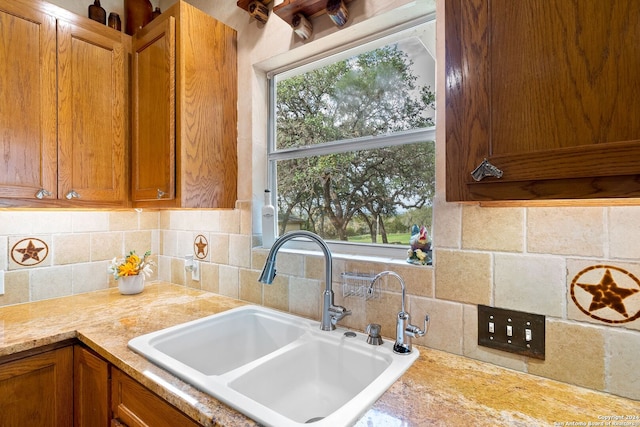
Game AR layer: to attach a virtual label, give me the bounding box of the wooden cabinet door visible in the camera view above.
[131,17,176,203]
[74,345,110,427]
[111,368,199,427]
[445,0,640,202]
[0,1,57,200]
[57,19,127,204]
[0,346,73,427]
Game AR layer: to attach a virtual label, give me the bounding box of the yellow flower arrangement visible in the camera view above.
[109,250,154,280]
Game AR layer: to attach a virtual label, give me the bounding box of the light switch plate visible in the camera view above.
[478,305,545,359]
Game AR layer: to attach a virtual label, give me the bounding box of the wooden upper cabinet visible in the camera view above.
[0,1,57,200]
[132,16,176,203]
[57,18,127,205]
[445,0,640,202]
[131,1,238,208]
[0,0,129,207]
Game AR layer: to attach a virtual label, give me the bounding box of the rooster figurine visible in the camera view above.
[407,225,431,265]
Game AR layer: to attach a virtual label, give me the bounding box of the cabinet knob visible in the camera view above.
[65,190,81,199]
[34,189,52,199]
[157,189,166,199]
[471,159,503,182]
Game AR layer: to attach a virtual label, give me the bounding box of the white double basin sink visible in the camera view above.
[128,305,418,427]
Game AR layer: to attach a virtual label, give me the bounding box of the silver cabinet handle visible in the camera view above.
[471,159,504,182]
[157,189,166,199]
[35,189,52,199]
[65,190,80,199]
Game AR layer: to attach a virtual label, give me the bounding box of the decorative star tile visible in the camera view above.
[11,238,49,267]
[571,265,640,324]
[194,234,208,260]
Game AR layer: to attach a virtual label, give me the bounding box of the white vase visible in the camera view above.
[118,274,144,295]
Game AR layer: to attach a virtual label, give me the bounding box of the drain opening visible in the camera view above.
[305,416,325,423]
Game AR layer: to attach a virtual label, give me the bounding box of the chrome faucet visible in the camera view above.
[370,271,429,354]
[258,230,351,331]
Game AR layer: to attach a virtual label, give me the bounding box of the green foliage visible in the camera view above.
[275,43,435,243]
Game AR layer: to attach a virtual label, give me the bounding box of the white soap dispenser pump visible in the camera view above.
[262,189,276,247]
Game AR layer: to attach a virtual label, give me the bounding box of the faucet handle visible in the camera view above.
[329,305,351,326]
[407,314,430,338]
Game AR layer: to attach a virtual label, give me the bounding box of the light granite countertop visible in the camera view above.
[1,282,639,426]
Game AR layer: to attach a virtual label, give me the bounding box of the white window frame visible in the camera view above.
[265,12,436,260]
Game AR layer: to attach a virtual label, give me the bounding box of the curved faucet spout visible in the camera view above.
[370,270,429,354]
[258,231,350,331]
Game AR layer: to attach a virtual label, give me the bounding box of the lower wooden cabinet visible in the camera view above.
[0,346,73,427]
[0,344,201,427]
[111,367,200,427]
[74,345,110,427]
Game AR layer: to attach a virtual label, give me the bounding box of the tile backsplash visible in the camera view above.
[2,201,640,402]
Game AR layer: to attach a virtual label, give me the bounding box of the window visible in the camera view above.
[267,18,436,257]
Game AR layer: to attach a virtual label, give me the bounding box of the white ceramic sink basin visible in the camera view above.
[128,305,418,427]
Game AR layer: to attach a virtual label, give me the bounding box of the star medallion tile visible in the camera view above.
[571,264,640,324]
[9,236,51,269]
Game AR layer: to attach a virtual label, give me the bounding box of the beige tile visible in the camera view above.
[0,271,30,306]
[124,231,153,258]
[31,266,73,301]
[462,304,527,371]
[219,210,240,234]
[32,211,73,234]
[91,232,123,261]
[53,234,90,265]
[8,235,51,270]
[157,256,172,283]
[200,262,219,294]
[139,210,160,230]
[209,234,230,264]
[72,262,109,294]
[494,254,565,317]
[229,234,251,268]
[239,268,262,304]
[410,296,463,355]
[432,197,461,249]
[109,211,139,231]
[71,211,109,232]
[274,252,304,277]
[171,210,203,231]
[527,320,605,390]
[462,205,524,252]
[251,248,267,271]
[289,277,322,320]
[159,211,171,230]
[238,201,252,236]
[609,206,640,260]
[567,259,640,331]
[262,273,288,312]
[200,210,220,232]
[0,236,7,270]
[434,249,492,305]
[162,230,178,258]
[219,265,239,299]
[389,263,433,298]
[170,257,186,286]
[607,328,640,400]
[527,207,604,257]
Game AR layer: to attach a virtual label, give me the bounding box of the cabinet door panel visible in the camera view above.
[57,19,126,203]
[446,0,640,201]
[74,345,110,427]
[0,347,73,427]
[132,17,176,202]
[0,2,57,199]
